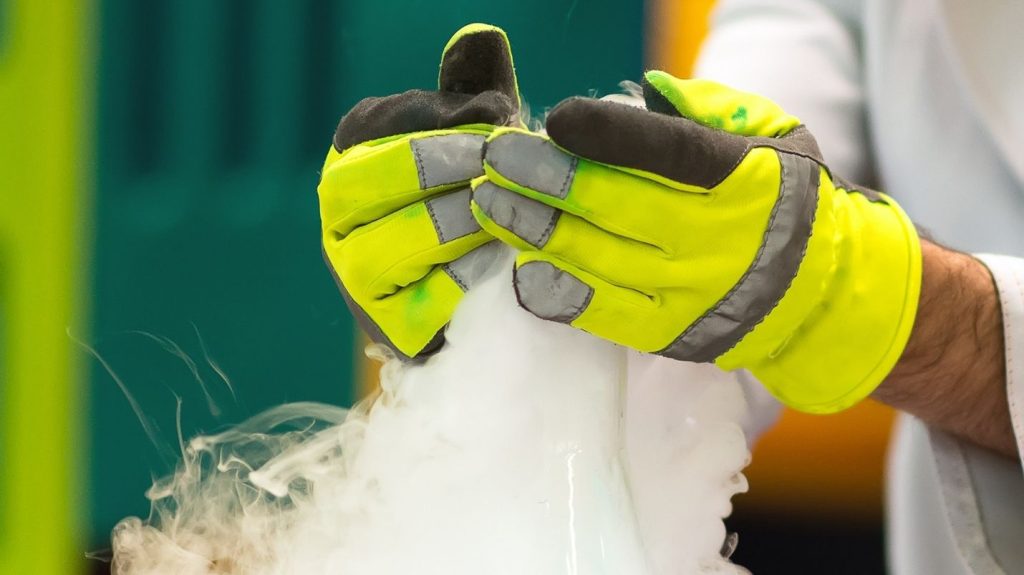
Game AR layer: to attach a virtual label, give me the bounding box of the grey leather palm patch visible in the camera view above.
[443,241,501,292]
[410,133,487,189]
[484,133,578,199]
[473,181,561,248]
[658,152,819,363]
[514,261,593,323]
[425,188,480,244]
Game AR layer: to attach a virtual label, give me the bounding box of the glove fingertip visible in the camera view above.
[641,73,686,118]
[512,257,594,325]
[641,70,674,96]
[439,23,520,114]
[472,180,560,250]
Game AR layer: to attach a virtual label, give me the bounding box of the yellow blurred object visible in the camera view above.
[646,0,717,78]
[740,401,896,520]
[0,1,93,573]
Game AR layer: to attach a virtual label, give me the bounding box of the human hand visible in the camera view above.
[473,71,921,412]
[318,24,520,359]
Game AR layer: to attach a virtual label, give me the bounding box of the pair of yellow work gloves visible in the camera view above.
[318,24,921,414]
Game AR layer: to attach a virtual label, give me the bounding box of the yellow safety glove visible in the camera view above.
[472,70,922,413]
[319,24,521,359]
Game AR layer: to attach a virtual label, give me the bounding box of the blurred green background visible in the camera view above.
[1,1,643,573]
[0,1,895,573]
[89,0,643,551]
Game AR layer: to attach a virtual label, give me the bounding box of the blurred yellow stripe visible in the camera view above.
[0,1,93,573]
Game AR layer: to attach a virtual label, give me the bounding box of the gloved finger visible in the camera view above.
[542,96,754,191]
[482,129,699,249]
[642,70,801,137]
[439,23,520,117]
[324,251,454,359]
[358,240,502,358]
[471,180,670,288]
[332,22,520,155]
[320,23,524,360]
[320,129,488,238]
[333,89,513,154]
[324,188,497,357]
[328,188,492,301]
[512,251,678,354]
[545,92,823,191]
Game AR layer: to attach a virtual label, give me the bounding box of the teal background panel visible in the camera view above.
[0,248,6,546]
[88,0,643,550]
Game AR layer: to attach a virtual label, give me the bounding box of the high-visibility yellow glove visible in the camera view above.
[319,24,521,359]
[473,70,922,413]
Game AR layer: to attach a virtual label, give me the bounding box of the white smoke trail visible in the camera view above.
[112,249,751,574]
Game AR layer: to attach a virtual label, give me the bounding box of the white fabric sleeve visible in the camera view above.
[888,255,1024,575]
[695,0,872,183]
[979,254,1024,460]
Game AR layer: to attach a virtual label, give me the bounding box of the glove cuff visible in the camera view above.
[720,187,922,413]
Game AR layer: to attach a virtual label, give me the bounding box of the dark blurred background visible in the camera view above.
[1,1,891,573]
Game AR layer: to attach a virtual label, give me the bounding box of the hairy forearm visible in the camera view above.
[873,240,1015,457]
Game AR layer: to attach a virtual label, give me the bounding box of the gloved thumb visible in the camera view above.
[439,24,521,120]
[642,70,800,138]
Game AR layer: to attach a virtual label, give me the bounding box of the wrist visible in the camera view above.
[885,243,989,381]
[874,241,1014,456]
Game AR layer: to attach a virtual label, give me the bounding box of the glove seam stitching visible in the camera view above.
[537,210,562,248]
[425,197,446,243]
[560,156,579,198]
[712,152,800,355]
[442,263,469,291]
[740,153,820,355]
[705,127,806,190]
[565,282,596,323]
[412,139,428,190]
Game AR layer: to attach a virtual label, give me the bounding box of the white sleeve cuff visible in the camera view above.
[975,253,1024,462]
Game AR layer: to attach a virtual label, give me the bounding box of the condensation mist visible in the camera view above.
[111,249,752,574]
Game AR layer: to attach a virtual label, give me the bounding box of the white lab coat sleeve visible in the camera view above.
[980,254,1024,462]
[888,255,1024,575]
